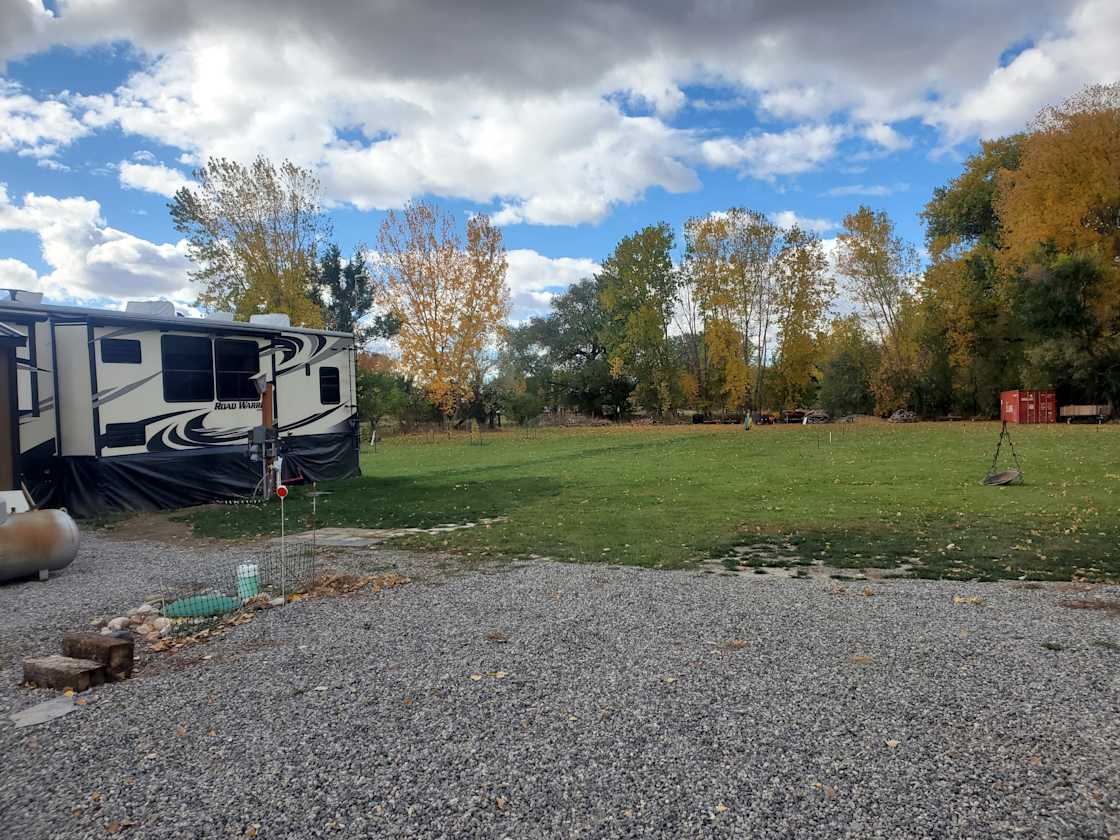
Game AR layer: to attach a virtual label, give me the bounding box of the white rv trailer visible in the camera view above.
[0,293,359,516]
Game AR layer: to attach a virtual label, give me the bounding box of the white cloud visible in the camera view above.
[700,124,847,179]
[0,183,193,302]
[824,182,909,198]
[862,122,912,151]
[36,158,71,172]
[0,80,88,160]
[929,0,1120,141]
[504,249,600,321]
[770,210,837,233]
[0,0,1111,229]
[118,160,191,196]
[0,257,41,291]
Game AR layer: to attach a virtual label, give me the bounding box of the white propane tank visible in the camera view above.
[0,501,80,582]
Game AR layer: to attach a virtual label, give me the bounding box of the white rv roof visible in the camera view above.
[0,298,355,340]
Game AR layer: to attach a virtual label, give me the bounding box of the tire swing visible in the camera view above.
[982,421,1024,486]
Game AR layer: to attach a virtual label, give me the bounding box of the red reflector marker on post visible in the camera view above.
[276,485,288,499]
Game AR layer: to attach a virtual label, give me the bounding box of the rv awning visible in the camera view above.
[0,322,26,348]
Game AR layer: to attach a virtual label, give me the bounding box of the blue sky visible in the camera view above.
[1,0,1115,320]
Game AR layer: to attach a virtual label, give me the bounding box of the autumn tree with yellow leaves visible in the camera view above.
[170,156,328,326]
[375,201,510,417]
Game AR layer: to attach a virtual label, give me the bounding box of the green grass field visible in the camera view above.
[183,422,1120,581]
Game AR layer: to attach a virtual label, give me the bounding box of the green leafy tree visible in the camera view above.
[816,315,879,417]
[505,390,545,425]
[503,277,633,415]
[313,244,400,344]
[1015,252,1120,406]
[599,223,682,416]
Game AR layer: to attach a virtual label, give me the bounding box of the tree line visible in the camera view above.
[168,83,1119,428]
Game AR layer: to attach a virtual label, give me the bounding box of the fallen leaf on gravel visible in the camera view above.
[403,697,413,706]
[952,595,985,606]
[485,631,509,643]
[663,676,677,684]
[724,640,748,650]
[885,739,900,748]
[469,674,483,681]
[76,698,88,706]
[714,803,728,814]
[105,819,137,834]
[850,655,873,665]
[1027,755,1042,766]
[495,797,508,811]
[175,724,187,737]
[63,689,75,698]
[245,825,259,837]
[492,671,508,679]
[823,786,837,800]
[862,587,875,597]
[305,573,410,598]
[91,792,102,802]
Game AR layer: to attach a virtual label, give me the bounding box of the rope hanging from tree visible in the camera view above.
[982,421,1024,485]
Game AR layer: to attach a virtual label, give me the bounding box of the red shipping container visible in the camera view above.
[1000,389,1056,424]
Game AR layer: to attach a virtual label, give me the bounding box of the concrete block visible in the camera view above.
[23,655,106,692]
[61,632,134,680]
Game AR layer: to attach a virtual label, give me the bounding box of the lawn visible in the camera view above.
[182,422,1120,581]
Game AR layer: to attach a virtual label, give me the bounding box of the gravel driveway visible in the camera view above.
[1,534,1118,839]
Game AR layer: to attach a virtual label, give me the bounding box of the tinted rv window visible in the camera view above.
[101,338,142,364]
[161,335,214,402]
[319,366,341,404]
[215,339,260,400]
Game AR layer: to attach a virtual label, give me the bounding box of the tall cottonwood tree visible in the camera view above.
[835,206,921,412]
[375,201,510,416]
[681,211,754,412]
[170,156,328,326]
[599,223,681,416]
[996,83,1120,277]
[769,227,834,409]
[683,209,820,412]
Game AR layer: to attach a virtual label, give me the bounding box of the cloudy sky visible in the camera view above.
[1,0,1117,320]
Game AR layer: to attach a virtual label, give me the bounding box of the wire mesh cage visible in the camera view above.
[146,542,316,639]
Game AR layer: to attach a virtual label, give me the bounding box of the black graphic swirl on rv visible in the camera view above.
[144,409,250,452]
[276,404,350,434]
[275,334,331,375]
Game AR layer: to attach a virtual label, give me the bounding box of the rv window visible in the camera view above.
[319,366,341,404]
[215,339,260,400]
[101,338,142,364]
[161,334,214,402]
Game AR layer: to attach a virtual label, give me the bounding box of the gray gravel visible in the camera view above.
[1,534,1118,839]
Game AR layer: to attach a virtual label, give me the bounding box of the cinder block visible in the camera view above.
[23,655,106,692]
[61,632,134,680]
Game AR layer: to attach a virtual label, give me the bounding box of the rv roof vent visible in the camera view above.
[125,299,177,319]
[3,289,44,304]
[249,313,291,328]
[207,311,236,322]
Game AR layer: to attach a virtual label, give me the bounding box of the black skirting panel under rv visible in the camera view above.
[52,432,360,517]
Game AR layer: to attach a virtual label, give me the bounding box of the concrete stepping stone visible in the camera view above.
[22,655,107,692]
